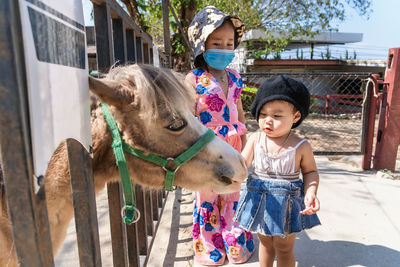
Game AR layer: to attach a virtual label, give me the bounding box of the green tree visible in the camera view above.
[119,0,371,70]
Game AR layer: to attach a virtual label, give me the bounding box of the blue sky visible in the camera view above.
[335,0,400,59]
[82,0,94,26]
[82,0,400,60]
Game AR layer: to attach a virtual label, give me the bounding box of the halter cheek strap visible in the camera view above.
[101,103,215,224]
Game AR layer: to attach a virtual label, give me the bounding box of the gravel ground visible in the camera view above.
[245,112,400,160]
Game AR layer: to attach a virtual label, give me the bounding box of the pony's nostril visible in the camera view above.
[218,175,232,185]
[215,164,234,184]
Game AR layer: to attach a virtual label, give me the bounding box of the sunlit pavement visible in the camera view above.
[149,156,400,267]
[56,156,400,267]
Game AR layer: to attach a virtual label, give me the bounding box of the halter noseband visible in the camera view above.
[101,103,215,224]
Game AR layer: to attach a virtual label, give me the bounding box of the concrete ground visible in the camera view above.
[56,156,400,267]
[148,156,400,267]
[55,186,114,266]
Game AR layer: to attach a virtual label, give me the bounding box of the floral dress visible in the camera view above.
[192,68,254,265]
[194,68,247,151]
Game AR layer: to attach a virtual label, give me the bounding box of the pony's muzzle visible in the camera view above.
[228,155,247,184]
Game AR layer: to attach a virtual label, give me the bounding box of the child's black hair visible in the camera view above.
[251,75,310,128]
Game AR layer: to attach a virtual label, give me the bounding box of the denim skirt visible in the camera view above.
[233,177,320,237]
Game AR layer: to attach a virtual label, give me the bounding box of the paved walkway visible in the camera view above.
[56,156,400,266]
[148,157,400,267]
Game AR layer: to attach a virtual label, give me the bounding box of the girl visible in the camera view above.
[186,6,254,265]
[234,75,321,267]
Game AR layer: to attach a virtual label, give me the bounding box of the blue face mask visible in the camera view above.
[204,49,235,70]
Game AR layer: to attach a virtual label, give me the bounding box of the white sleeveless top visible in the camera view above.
[252,132,307,181]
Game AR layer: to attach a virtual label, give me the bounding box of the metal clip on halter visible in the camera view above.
[162,157,179,191]
[162,157,180,172]
[121,205,141,224]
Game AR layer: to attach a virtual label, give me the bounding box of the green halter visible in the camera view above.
[101,103,215,224]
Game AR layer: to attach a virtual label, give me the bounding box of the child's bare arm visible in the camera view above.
[237,98,247,149]
[300,141,320,214]
[241,133,256,169]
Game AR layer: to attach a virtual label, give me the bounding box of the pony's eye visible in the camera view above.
[166,119,187,132]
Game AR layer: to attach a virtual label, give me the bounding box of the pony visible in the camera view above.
[0,64,247,266]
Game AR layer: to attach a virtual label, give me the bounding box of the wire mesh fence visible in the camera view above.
[241,72,372,155]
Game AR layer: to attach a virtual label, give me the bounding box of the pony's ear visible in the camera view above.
[88,76,135,107]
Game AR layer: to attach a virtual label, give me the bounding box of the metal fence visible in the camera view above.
[0,0,167,266]
[241,72,373,155]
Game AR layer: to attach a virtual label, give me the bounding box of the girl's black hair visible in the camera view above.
[193,19,236,71]
[194,55,208,71]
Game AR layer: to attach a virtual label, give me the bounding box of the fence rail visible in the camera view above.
[241,72,373,155]
[0,0,167,266]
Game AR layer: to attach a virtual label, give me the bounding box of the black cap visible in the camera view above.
[251,75,310,128]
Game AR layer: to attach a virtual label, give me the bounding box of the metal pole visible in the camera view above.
[373,48,400,171]
[361,74,379,170]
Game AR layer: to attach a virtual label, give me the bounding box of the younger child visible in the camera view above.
[234,75,321,267]
[186,6,254,265]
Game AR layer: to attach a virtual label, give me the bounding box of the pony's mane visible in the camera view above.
[105,64,195,120]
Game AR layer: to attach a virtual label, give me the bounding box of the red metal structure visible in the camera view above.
[373,48,400,171]
[362,74,381,170]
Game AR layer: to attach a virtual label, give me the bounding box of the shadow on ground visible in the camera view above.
[295,232,400,267]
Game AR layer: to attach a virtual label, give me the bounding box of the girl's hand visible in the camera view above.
[301,193,320,215]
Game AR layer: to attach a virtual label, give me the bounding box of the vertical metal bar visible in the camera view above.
[136,36,143,63]
[34,186,54,266]
[93,2,114,73]
[374,87,388,159]
[107,182,128,267]
[112,18,127,65]
[325,95,330,115]
[161,190,167,204]
[143,42,149,64]
[373,48,400,171]
[162,0,171,67]
[362,75,379,170]
[145,190,153,236]
[149,47,154,65]
[0,0,54,265]
[133,30,137,63]
[134,184,148,255]
[126,29,136,63]
[140,38,145,64]
[158,191,163,208]
[67,139,102,267]
[152,190,159,221]
[126,223,140,266]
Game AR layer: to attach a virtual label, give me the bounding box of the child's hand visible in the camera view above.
[301,193,320,215]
